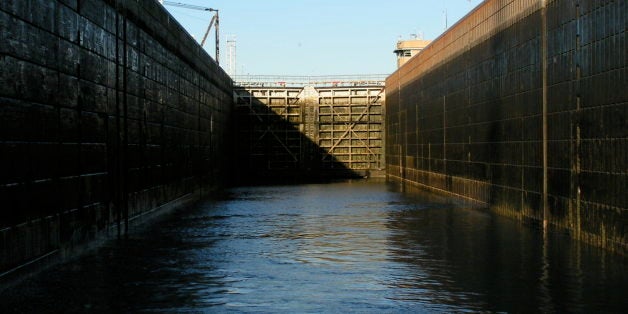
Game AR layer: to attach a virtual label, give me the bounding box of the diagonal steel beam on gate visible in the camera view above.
[240,89,303,162]
[323,89,383,159]
[349,128,377,157]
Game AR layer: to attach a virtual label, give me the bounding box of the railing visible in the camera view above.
[233,74,388,87]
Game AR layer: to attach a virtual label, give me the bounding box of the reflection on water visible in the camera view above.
[1,181,626,312]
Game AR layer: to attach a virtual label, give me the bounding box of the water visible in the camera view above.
[1,181,626,313]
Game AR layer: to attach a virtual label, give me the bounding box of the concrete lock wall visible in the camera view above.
[386,0,626,253]
[0,0,233,273]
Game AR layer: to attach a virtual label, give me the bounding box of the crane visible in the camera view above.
[160,1,220,65]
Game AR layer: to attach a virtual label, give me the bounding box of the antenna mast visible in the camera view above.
[226,35,237,76]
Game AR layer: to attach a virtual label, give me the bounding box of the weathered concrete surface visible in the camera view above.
[386,0,626,253]
[0,0,233,274]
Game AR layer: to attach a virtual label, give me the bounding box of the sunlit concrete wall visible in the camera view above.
[386,0,626,253]
[0,0,233,273]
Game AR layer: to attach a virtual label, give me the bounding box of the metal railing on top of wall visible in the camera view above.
[233,74,387,87]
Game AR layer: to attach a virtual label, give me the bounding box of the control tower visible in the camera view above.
[393,39,431,68]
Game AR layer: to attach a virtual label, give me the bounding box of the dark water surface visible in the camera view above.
[1,181,626,313]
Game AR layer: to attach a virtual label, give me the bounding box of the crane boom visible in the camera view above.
[201,14,217,47]
[161,1,220,65]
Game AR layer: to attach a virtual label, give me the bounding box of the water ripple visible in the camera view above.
[1,181,627,313]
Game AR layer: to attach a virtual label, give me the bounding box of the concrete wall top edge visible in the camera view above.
[387,0,541,91]
[117,0,232,94]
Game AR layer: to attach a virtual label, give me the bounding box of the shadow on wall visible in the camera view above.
[0,0,232,276]
[232,88,367,185]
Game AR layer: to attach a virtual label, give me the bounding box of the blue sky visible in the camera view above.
[162,0,482,76]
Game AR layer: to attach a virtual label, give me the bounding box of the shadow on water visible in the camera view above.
[386,183,628,313]
[0,215,192,312]
[0,197,245,312]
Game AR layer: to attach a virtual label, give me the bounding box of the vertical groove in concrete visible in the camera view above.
[541,0,549,229]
